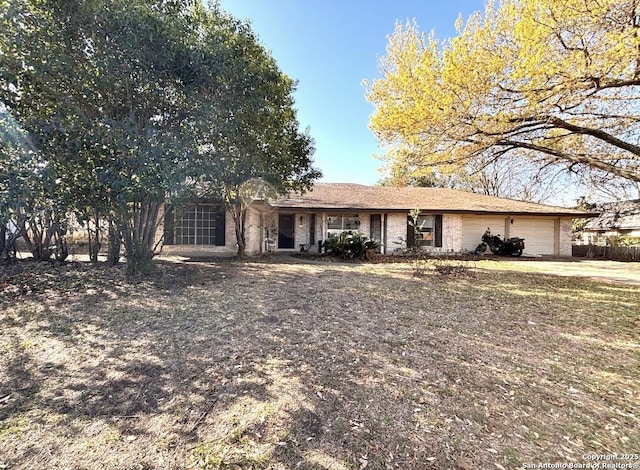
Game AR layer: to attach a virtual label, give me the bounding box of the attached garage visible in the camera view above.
[462,215,559,255]
[509,217,557,255]
[462,216,509,252]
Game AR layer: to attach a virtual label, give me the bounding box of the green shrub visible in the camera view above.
[324,231,379,260]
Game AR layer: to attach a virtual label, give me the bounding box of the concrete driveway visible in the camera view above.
[504,259,640,286]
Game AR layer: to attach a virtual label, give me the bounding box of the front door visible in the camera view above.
[278,214,295,249]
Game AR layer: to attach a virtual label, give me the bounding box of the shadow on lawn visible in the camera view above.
[1,259,638,469]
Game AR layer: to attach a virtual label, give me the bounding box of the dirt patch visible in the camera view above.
[1,258,638,469]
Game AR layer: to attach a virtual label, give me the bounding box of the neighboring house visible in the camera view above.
[581,199,640,245]
[160,183,591,257]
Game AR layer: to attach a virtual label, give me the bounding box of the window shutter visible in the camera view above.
[310,214,316,245]
[435,214,443,247]
[407,215,415,248]
[215,209,226,246]
[164,205,174,245]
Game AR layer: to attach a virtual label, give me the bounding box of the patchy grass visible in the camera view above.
[0,257,638,470]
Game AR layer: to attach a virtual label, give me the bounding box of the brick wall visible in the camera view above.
[559,217,573,256]
[385,213,408,253]
[441,214,463,252]
[384,213,465,254]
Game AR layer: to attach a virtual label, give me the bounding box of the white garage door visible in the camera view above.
[509,218,557,255]
[462,216,508,252]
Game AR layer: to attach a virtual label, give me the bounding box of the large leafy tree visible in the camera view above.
[187,8,320,257]
[1,0,201,269]
[1,0,319,270]
[366,0,640,190]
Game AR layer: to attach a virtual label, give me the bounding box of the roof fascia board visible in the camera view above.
[270,206,593,217]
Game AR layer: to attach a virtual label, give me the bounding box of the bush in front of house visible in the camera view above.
[324,231,380,260]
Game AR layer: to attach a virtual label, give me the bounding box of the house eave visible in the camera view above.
[271,205,592,217]
[248,199,274,213]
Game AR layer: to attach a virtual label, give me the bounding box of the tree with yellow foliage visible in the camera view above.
[366,0,640,186]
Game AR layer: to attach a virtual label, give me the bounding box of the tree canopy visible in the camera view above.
[0,0,319,268]
[366,0,640,189]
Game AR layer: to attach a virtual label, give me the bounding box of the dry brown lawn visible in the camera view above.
[1,257,639,470]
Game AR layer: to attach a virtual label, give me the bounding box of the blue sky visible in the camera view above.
[218,0,487,185]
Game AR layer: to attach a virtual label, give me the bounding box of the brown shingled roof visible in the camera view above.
[584,199,640,230]
[273,183,590,216]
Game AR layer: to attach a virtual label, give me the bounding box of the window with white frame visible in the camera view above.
[327,213,359,238]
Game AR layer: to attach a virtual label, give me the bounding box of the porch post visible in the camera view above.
[382,213,387,255]
[259,212,264,255]
[320,212,326,252]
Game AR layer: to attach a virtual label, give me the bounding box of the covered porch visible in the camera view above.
[256,209,392,255]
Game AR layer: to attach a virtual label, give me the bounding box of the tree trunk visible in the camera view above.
[0,225,6,265]
[230,204,247,258]
[51,224,68,262]
[44,212,68,262]
[0,223,22,265]
[120,199,162,274]
[12,208,68,261]
[88,212,102,263]
[23,215,43,260]
[106,219,121,267]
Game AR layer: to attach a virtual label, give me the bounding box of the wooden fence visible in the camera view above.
[573,244,640,261]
